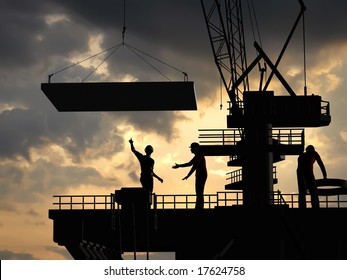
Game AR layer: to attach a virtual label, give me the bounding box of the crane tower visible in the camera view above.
[199,0,331,207]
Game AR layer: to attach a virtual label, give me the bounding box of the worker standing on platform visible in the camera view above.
[173,142,207,209]
[297,145,327,208]
[129,138,163,193]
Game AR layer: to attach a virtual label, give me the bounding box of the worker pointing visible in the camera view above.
[129,138,163,194]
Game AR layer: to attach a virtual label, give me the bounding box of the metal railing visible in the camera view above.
[198,128,244,145]
[153,193,218,209]
[51,191,347,210]
[226,167,277,185]
[281,193,347,209]
[321,100,330,116]
[271,129,304,145]
[227,100,244,115]
[198,128,304,146]
[52,194,113,210]
[227,98,330,118]
[226,169,243,185]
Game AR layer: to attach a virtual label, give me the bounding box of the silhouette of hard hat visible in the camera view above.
[189,142,200,149]
[306,145,315,152]
[145,145,154,153]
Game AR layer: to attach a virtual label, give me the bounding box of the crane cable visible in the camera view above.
[122,0,126,44]
[247,0,262,50]
[246,0,267,89]
[219,17,223,110]
[48,43,122,82]
[120,0,187,81]
[302,9,307,96]
[48,0,188,83]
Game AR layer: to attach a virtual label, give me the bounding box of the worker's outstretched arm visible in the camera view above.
[316,153,327,179]
[153,172,163,183]
[172,158,194,169]
[182,165,196,180]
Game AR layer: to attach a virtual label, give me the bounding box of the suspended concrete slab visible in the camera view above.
[41,81,197,111]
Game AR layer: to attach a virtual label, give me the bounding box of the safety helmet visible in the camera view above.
[145,145,154,153]
[306,145,315,152]
[189,142,200,149]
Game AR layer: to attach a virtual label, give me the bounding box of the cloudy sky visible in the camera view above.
[0,0,346,260]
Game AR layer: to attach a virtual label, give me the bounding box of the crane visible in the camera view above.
[201,0,307,110]
[199,0,330,207]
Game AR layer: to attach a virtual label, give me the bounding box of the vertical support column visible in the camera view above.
[242,92,274,207]
[242,122,273,207]
[114,188,151,257]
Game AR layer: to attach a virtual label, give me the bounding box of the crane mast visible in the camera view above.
[201,0,249,114]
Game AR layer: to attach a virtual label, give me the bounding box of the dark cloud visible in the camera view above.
[0,109,49,160]
[128,170,139,184]
[0,1,74,69]
[0,202,18,213]
[0,159,119,203]
[246,0,347,47]
[120,111,189,141]
[301,0,347,45]
[28,159,117,192]
[0,249,35,260]
[1,0,346,72]
[26,208,40,217]
[0,107,125,162]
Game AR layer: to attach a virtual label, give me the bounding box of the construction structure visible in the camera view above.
[47,0,347,259]
[198,0,331,208]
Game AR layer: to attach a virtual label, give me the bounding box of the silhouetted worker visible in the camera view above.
[129,138,163,194]
[297,145,327,208]
[172,142,207,209]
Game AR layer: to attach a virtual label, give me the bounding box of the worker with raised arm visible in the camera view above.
[297,145,327,208]
[129,138,163,194]
[172,142,207,209]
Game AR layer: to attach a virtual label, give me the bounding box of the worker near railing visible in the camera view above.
[129,138,163,193]
[297,145,327,208]
[172,142,207,209]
